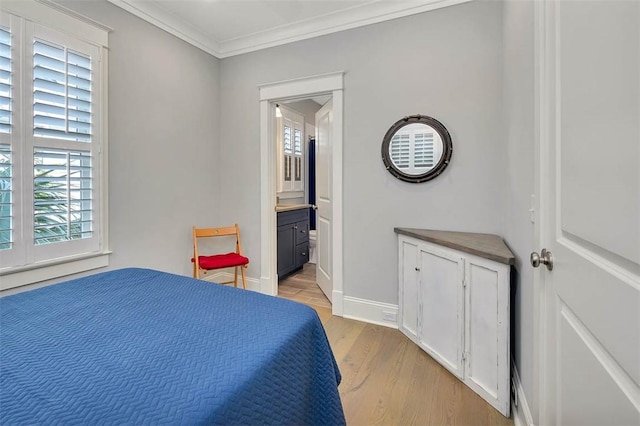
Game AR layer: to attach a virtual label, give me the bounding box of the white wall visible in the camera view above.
[52,0,220,278]
[219,0,505,304]
[502,0,537,422]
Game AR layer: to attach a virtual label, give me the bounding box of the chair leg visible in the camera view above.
[234,267,238,288]
[240,266,247,290]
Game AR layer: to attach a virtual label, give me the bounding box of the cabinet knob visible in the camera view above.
[415,267,420,272]
[300,229,306,234]
[301,252,307,256]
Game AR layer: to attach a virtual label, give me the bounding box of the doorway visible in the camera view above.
[258,72,345,316]
[275,96,328,302]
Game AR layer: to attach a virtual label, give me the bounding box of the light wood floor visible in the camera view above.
[278,264,513,426]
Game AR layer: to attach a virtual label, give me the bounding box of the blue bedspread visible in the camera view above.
[0,268,345,425]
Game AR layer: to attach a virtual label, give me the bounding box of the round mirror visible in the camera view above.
[381,115,453,183]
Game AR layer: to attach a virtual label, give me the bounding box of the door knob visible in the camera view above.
[530,249,553,271]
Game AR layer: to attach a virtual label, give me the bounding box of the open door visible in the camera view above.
[315,99,333,302]
[538,1,640,424]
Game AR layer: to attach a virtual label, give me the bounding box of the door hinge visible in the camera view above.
[462,351,469,361]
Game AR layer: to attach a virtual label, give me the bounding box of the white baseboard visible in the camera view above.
[342,296,398,328]
[202,271,261,292]
[512,361,535,426]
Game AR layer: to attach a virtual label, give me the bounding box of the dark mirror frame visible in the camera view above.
[381,115,453,183]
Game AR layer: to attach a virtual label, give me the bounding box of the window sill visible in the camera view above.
[0,252,111,291]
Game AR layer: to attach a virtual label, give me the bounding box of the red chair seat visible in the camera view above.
[192,252,249,270]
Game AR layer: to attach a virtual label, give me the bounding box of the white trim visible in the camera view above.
[512,361,535,426]
[0,252,110,291]
[1,0,110,46]
[259,72,344,317]
[106,0,471,59]
[342,296,398,328]
[259,72,345,101]
[218,0,472,58]
[201,271,261,293]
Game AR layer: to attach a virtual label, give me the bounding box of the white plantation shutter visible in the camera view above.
[390,133,410,169]
[283,124,292,154]
[0,144,11,250]
[0,26,10,134]
[33,148,92,245]
[31,37,95,249]
[33,40,92,143]
[294,128,301,155]
[0,23,11,251]
[414,132,434,168]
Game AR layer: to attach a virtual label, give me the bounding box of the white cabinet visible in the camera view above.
[396,229,514,417]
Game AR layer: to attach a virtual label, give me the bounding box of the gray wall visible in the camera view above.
[57,0,221,276]
[502,0,537,421]
[219,0,505,304]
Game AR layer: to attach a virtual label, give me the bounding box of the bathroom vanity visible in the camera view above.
[276,205,310,279]
[395,227,514,417]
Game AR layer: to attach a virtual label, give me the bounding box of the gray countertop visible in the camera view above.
[394,228,515,265]
[275,204,313,212]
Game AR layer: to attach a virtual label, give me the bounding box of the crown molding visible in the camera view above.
[218,0,472,58]
[107,0,472,59]
[106,0,221,57]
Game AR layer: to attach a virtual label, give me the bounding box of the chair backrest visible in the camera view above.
[194,225,239,239]
[192,224,243,261]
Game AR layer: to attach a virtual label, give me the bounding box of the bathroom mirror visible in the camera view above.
[381,115,453,183]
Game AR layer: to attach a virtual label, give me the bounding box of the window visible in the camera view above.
[390,124,442,174]
[0,2,108,289]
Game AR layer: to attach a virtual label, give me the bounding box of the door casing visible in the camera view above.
[258,72,345,316]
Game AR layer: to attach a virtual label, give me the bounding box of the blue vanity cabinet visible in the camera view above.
[277,208,310,279]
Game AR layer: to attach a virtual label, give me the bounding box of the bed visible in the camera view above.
[0,268,345,425]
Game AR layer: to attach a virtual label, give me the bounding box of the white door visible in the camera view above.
[539,1,640,424]
[315,99,332,301]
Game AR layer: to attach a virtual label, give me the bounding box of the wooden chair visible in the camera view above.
[191,224,249,289]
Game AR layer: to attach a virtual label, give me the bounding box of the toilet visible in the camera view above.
[308,230,317,264]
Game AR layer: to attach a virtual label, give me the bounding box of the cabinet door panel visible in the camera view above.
[418,248,465,379]
[277,225,296,277]
[465,257,510,415]
[399,239,419,341]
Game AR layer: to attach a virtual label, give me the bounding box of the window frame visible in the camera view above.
[0,1,110,291]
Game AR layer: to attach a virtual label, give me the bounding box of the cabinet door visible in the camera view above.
[398,238,419,342]
[418,245,465,379]
[464,256,510,416]
[277,224,296,277]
